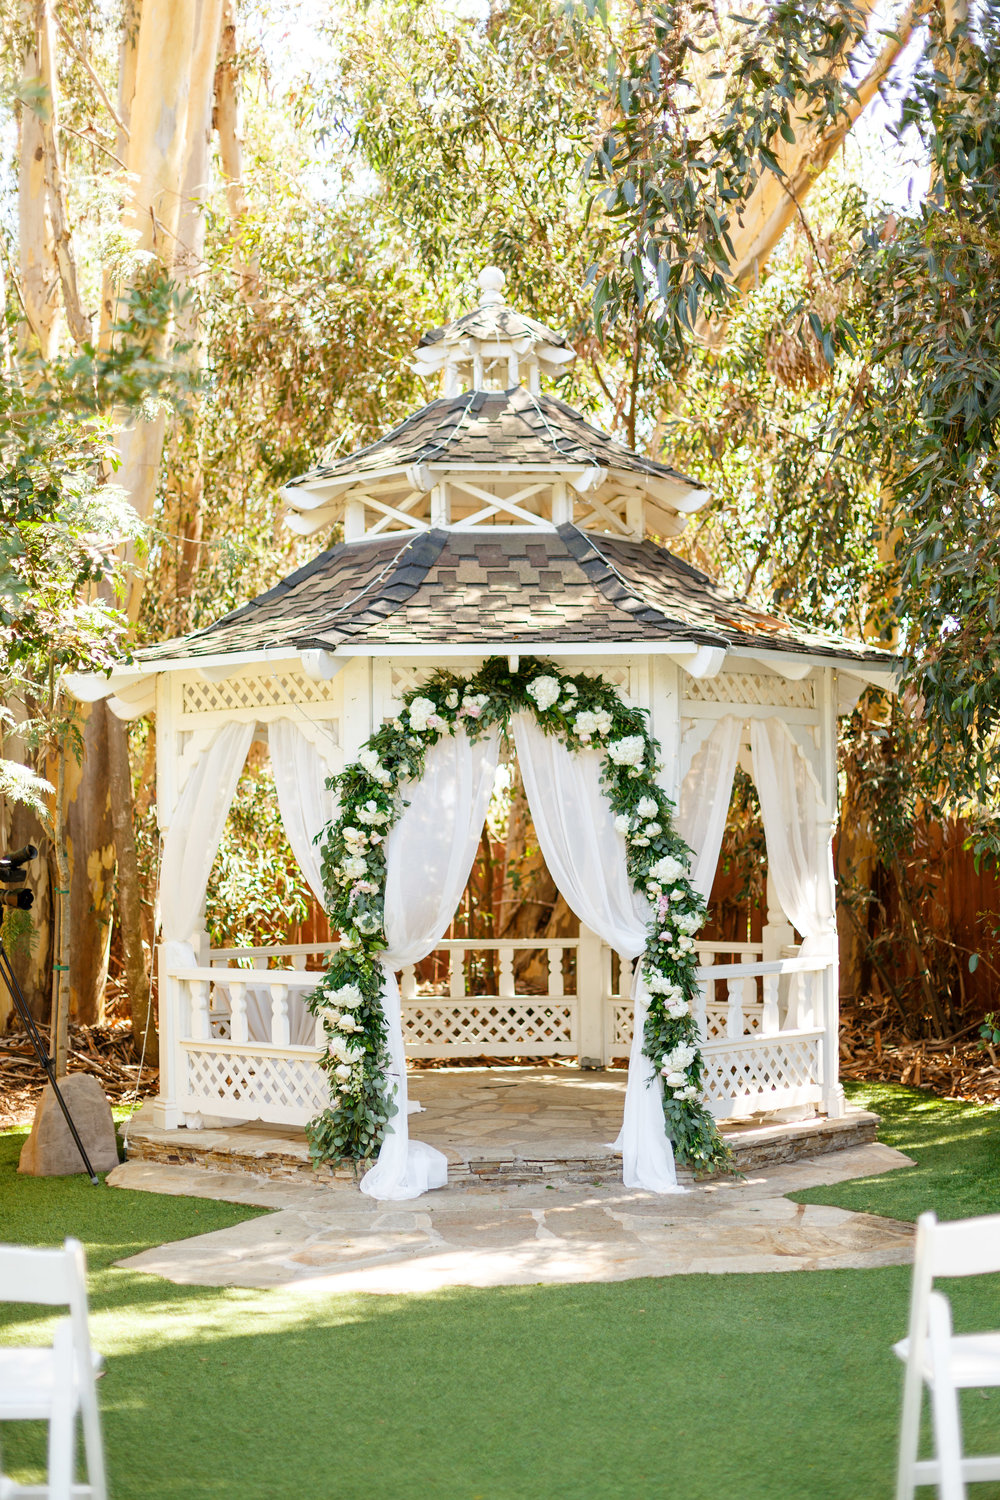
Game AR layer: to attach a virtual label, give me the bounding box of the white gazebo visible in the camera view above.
[72,267,894,1181]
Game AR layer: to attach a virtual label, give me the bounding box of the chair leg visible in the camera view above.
[897,1355,924,1500]
[79,1367,107,1500]
[49,1321,77,1500]
[927,1294,967,1500]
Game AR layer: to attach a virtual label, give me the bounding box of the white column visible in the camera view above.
[819,667,846,1118]
[150,946,184,1130]
[576,923,605,1068]
[761,868,794,962]
[650,656,682,804]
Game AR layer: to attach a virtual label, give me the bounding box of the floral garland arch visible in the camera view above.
[306,656,732,1176]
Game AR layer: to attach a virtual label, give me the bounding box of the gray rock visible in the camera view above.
[18,1075,120,1177]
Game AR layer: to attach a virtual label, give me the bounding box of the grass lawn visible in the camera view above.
[0,1084,997,1500]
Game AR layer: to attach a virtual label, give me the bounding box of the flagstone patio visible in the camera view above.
[110,1067,914,1293]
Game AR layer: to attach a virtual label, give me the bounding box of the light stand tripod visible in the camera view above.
[0,844,99,1184]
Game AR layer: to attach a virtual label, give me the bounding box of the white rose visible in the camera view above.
[667,1000,688,1019]
[343,826,365,847]
[632,836,650,848]
[607,735,645,767]
[645,822,661,836]
[664,1069,687,1087]
[675,910,701,935]
[445,690,459,709]
[614,813,630,834]
[369,831,383,845]
[340,854,368,880]
[526,675,561,711]
[575,710,598,742]
[664,1043,697,1071]
[334,1063,352,1082]
[637,797,658,818]
[676,1084,699,1102]
[593,709,613,736]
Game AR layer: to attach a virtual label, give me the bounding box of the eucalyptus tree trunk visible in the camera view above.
[67,0,223,1023]
[18,27,61,359]
[52,749,71,1077]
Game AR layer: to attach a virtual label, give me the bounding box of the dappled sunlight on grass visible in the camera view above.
[791,1082,1000,1223]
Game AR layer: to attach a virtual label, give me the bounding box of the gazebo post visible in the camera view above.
[576,924,605,1067]
[820,666,846,1119]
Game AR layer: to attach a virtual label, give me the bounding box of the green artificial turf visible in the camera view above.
[790,1080,1000,1223]
[1,1087,999,1500]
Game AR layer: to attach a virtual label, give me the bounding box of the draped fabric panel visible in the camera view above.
[675,715,744,901]
[268,718,339,906]
[749,717,836,959]
[512,713,683,1195]
[159,720,255,965]
[360,727,501,1201]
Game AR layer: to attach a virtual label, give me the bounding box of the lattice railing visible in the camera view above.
[404,999,576,1056]
[180,1044,330,1126]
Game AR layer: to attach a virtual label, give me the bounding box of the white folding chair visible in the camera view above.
[895,1210,1000,1499]
[0,1238,107,1500]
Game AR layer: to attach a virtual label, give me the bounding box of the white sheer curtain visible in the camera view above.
[269,718,338,905]
[749,717,835,959]
[159,720,255,964]
[675,716,744,900]
[360,726,501,1201]
[513,713,683,1195]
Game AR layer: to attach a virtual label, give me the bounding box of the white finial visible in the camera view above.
[477,265,506,306]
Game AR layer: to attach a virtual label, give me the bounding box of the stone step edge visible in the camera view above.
[123,1111,878,1190]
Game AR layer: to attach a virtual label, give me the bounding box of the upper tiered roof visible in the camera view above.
[280,267,709,542]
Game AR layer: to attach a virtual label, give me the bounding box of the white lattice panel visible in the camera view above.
[702,1033,822,1120]
[606,1001,764,1053]
[390,665,434,698]
[684,672,815,709]
[403,999,577,1056]
[181,672,341,717]
[180,1044,330,1125]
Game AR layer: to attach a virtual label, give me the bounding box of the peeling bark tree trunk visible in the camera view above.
[35,0,90,347]
[18,31,61,358]
[214,0,261,307]
[68,0,221,1023]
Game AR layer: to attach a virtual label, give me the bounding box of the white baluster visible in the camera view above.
[292,954,307,971]
[547,946,564,999]
[762,972,780,1035]
[229,980,248,1043]
[744,974,756,1033]
[191,979,210,1040]
[401,965,417,1000]
[786,971,802,1030]
[499,947,515,998]
[726,976,743,1040]
[270,983,290,1047]
[253,955,266,970]
[801,970,817,1029]
[314,1011,326,1048]
[693,975,709,1042]
[449,948,465,999]
[620,956,633,1001]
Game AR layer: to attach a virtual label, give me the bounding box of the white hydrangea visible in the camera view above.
[461,692,489,719]
[663,1042,697,1072]
[667,998,689,1020]
[407,696,438,732]
[593,708,613,736]
[614,813,631,834]
[340,854,368,880]
[650,854,686,884]
[607,736,645,767]
[357,749,391,785]
[645,822,662,836]
[675,1084,700,1102]
[574,710,600,742]
[637,797,658,818]
[526,675,561,711]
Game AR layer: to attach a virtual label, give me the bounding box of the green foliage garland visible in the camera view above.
[306,655,732,1176]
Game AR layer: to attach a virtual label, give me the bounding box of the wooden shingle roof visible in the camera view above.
[137,527,884,666]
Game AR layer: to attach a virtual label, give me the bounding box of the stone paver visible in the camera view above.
[110,1141,916,1294]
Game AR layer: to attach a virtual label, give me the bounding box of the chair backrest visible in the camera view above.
[919,1212,1000,1280]
[0,1238,92,1357]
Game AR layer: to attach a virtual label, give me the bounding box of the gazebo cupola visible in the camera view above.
[279,266,710,544]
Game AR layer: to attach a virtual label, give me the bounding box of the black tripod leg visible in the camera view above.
[0,941,101,1184]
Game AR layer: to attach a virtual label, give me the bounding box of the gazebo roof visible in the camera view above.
[134,526,887,671]
[283,385,699,496]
